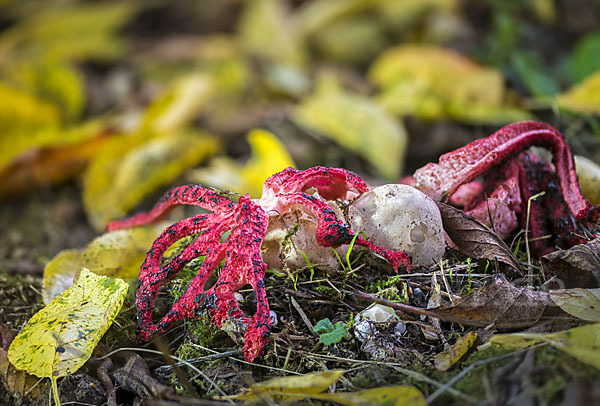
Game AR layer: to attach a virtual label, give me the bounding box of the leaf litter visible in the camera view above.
[2,1,600,405]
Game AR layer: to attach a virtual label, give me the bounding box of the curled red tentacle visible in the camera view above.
[107,185,234,232]
[414,121,598,222]
[109,167,412,362]
[413,121,600,254]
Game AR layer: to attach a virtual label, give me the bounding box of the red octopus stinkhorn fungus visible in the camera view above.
[107,167,411,362]
[413,121,600,254]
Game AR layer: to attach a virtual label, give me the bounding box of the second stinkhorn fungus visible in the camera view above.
[413,121,600,254]
[107,167,411,362]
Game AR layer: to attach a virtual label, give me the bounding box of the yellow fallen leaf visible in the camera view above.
[557,72,600,115]
[486,323,600,370]
[369,45,532,123]
[0,82,61,171]
[294,79,407,180]
[8,268,128,378]
[311,17,385,63]
[79,223,169,281]
[141,74,216,134]
[575,155,600,205]
[296,0,374,37]
[434,331,478,371]
[43,223,169,304]
[0,123,110,200]
[224,370,345,401]
[43,249,82,305]
[0,2,135,62]
[310,385,427,406]
[238,0,306,67]
[83,131,218,230]
[6,60,85,120]
[550,288,600,322]
[190,129,295,198]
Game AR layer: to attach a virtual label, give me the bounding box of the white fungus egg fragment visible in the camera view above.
[346,184,445,268]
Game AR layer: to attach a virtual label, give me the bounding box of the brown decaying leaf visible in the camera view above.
[357,274,571,329]
[112,353,174,400]
[0,326,47,404]
[0,132,111,200]
[541,238,600,288]
[436,201,522,274]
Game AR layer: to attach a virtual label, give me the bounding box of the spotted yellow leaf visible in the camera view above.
[8,269,128,378]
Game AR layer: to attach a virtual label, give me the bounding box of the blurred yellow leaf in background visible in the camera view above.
[294,78,407,180]
[191,129,295,198]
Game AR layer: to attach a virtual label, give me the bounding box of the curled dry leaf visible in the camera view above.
[550,288,600,322]
[112,353,174,400]
[436,201,521,274]
[358,274,570,330]
[541,238,600,288]
[434,331,478,372]
[0,327,47,404]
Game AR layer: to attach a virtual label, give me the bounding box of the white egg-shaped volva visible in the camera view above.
[347,184,445,268]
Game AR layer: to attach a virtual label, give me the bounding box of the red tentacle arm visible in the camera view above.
[107,185,235,231]
[108,167,413,362]
[259,166,369,216]
[279,192,411,272]
[413,121,598,222]
[136,214,232,341]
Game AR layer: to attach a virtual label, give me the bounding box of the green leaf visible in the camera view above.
[314,318,335,333]
[571,31,600,83]
[294,79,407,180]
[7,269,128,378]
[314,318,346,345]
[511,51,559,97]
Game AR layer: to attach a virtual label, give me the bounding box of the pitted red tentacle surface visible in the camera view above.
[107,166,411,362]
[413,121,600,255]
